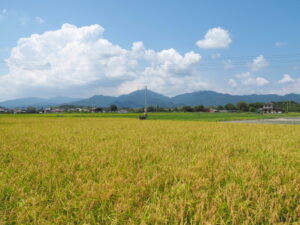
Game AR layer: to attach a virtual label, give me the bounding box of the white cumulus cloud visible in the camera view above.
[242,77,269,86]
[0,23,206,100]
[234,72,269,87]
[196,27,232,49]
[278,74,295,84]
[278,78,300,94]
[250,55,268,71]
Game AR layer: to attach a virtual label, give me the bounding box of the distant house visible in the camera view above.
[0,108,10,113]
[0,107,11,113]
[51,108,65,113]
[260,102,282,114]
[118,109,128,114]
[208,108,219,113]
[218,110,230,113]
[14,109,26,114]
[43,108,52,113]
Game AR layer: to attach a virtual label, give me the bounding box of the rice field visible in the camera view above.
[0,116,300,224]
[2,112,300,122]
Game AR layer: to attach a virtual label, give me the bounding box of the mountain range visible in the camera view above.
[0,96,81,108]
[1,90,300,108]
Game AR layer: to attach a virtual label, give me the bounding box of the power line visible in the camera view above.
[0,53,299,72]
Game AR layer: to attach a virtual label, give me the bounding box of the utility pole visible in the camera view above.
[144,86,147,117]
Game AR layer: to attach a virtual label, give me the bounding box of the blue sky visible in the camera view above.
[0,0,300,100]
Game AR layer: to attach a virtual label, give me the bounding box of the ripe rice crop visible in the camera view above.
[0,117,300,224]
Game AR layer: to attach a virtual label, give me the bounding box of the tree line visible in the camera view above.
[134,101,300,113]
[145,102,263,112]
[4,101,300,114]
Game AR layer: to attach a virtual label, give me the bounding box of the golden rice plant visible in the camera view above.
[0,117,299,224]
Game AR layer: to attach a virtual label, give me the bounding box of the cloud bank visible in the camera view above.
[1,23,299,100]
[0,23,206,100]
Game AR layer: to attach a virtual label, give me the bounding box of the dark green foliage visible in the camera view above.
[194,105,206,112]
[182,106,194,112]
[217,105,224,110]
[237,101,249,112]
[26,107,37,113]
[274,101,300,112]
[110,105,118,112]
[248,102,264,109]
[94,107,103,112]
[225,104,236,110]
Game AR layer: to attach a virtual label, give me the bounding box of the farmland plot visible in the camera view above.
[0,117,300,224]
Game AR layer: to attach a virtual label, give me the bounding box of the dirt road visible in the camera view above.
[225,117,300,125]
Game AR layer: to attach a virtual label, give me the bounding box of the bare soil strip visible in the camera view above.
[224,117,300,125]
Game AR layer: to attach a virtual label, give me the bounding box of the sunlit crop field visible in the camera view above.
[0,117,300,224]
[2,112,300,121]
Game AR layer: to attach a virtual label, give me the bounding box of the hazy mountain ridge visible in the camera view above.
[0,97,81,108]
[1,90,300,108]
[171,91,300,106]
[69,95,117,107]
[113,90,176,108]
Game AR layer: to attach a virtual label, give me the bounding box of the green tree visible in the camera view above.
[26,107,37,113]
[224,103,236,110]
[94,107,102,112]
[237,101,249,112]
[194,105,205,112]
[248,102,263,109]
[248,106,256,112]
[217,105,224,110]
[147,106,155,112]
[173,107,179,112]
[110,104,118,112]
[182,106,194,112]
